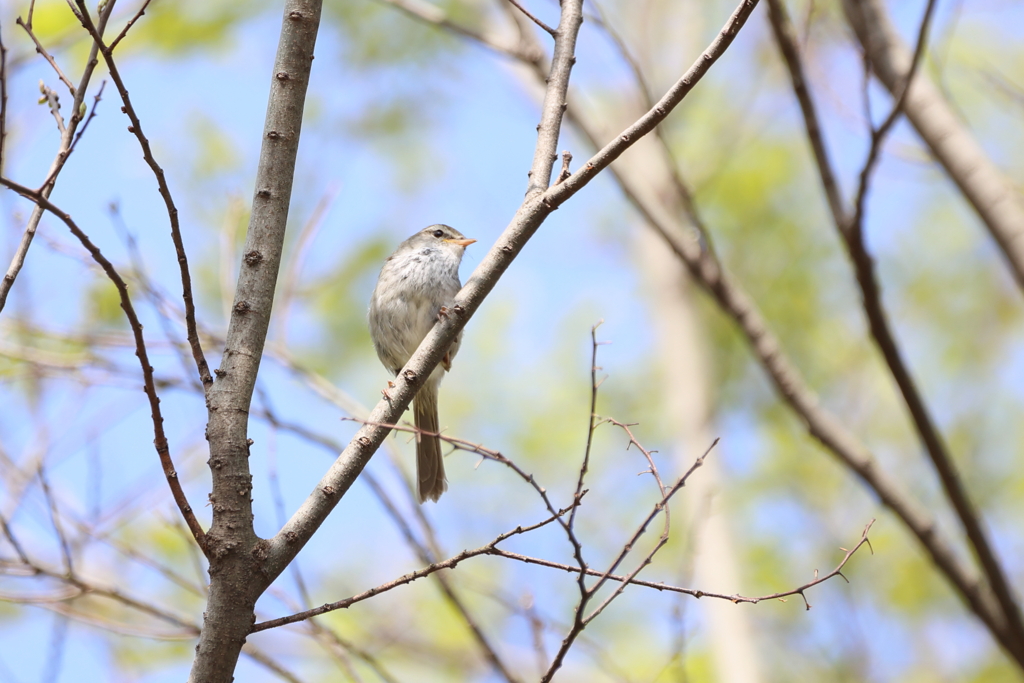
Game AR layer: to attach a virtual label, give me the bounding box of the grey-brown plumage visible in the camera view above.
[368,225,475,503]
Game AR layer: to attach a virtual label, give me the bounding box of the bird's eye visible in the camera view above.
[432,229,444,238]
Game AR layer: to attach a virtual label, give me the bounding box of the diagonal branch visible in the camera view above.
[524,0,583,196]
[265,0,759,584]
[505,0,556,38]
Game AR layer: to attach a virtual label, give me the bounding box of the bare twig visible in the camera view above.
[845,0,1024,661]
[252,507,575,632]
[556,149,571,183]
[74,0,213,391]
[505,0,556,37]
[16,17,76,95]
[0,2,114,314]
[770,0,1024,662]
[849,0,937,241]
[544,0,760,206]
[843,0,1024,293]
[0,178,207,550]
[66,80,105,159]
[765,0,846,223]
[491,519,875,608]
[37,466,73,575]
[0,20,7,170]
[38,81,65,134]
[108,0,153,52]
[541,440,715,681]
[604,418,666,497]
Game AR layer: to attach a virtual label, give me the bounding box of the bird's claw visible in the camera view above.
[437,306,450,320]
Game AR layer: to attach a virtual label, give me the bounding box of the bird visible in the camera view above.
[368,225,475,503]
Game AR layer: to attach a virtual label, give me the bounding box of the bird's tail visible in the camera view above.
[414,386,448,503]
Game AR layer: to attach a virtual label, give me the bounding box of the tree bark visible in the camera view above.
[188,1,322,680]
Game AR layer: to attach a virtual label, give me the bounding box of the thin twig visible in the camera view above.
[771,0,1024,661]
[66,80,105,159]
[584,0,719,255]
[525,0,582,197]
[541,440,715,681]
[841,0,1024,659]
[0,178,208,550]
[37,466,74,575]
[252,507,576,633]
[583,441,715,623]
[74,1,213,391]
[38,82,65,134]
[604,417,666,497]
[556,150,571,183]
[16,17,76,95]
[491,518,875,608]
[765,0,846,224]
[0,22,8,170]
[0,1,114,314]
[108,0,152,52]
[849,0,937,241]
[504,0,556,37]
[544,0,760,207]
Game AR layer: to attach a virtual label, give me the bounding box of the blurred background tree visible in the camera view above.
[1,0,1023,681]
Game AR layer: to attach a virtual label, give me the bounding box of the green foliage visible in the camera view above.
[326,0,472,68]
[85,275,126,329]
[117,0,267,56]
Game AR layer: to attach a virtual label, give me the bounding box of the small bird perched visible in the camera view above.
[368,225,476,503]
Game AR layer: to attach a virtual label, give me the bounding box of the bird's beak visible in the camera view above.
[446,238,476,247]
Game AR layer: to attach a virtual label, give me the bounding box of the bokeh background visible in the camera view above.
[2,0,1024,681]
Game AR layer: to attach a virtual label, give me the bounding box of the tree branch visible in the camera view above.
[252,508,575,633]
[0,177,208,550]
[74,0,213,391]
[187,0,323,680]
[0,1,113,314]
[842,0,1024,294]
[771,0,1024,663]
